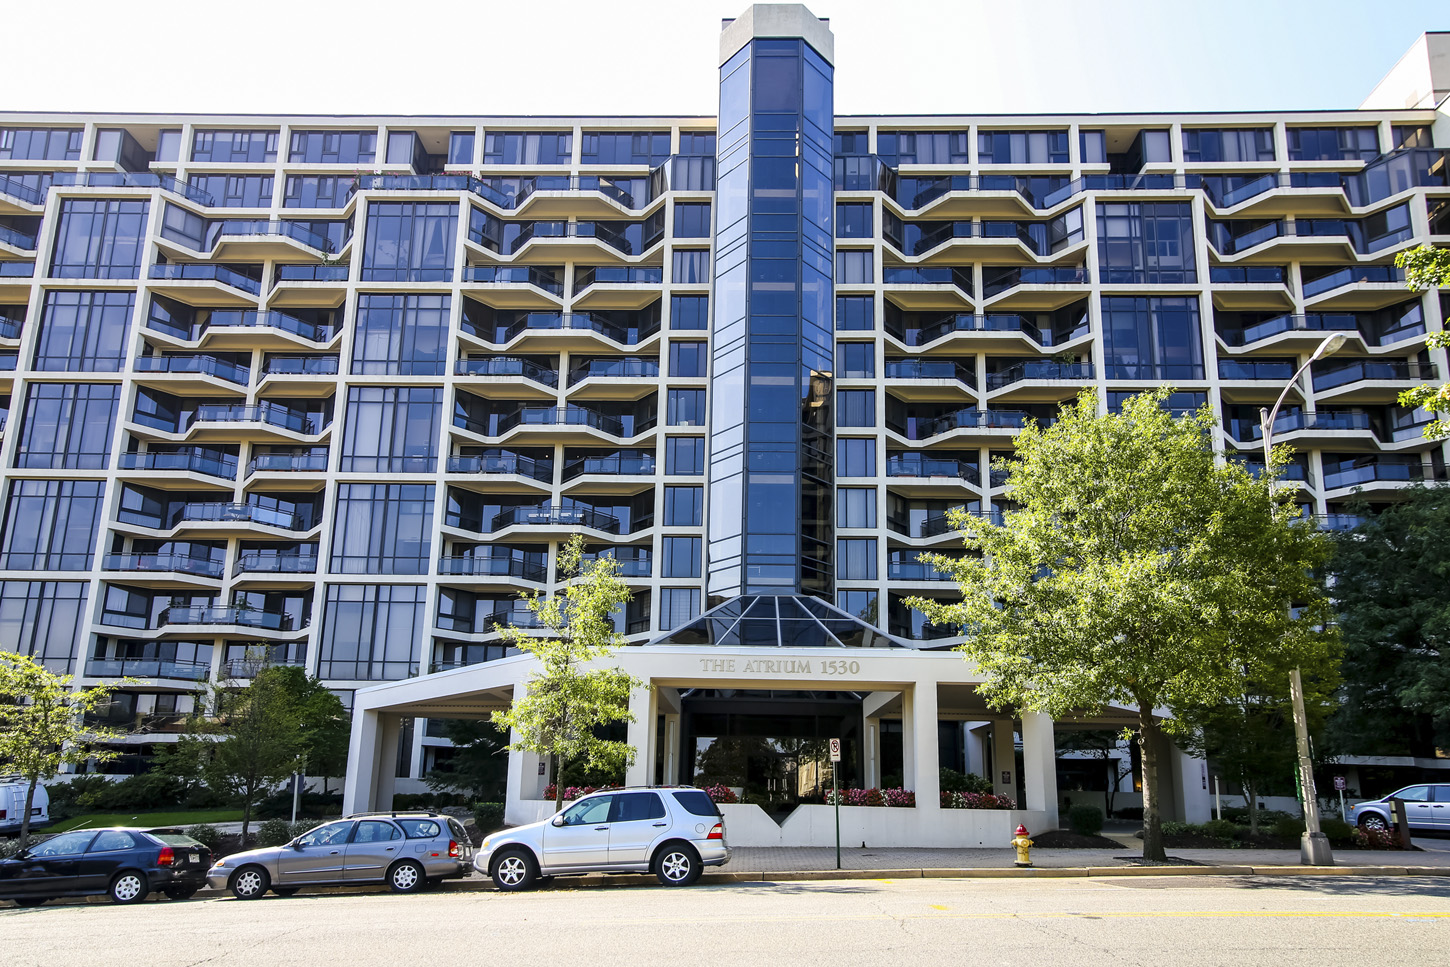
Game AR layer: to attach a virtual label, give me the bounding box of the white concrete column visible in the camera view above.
[1172,744,1213,823]
[900,687,916,790]
[1020,711,1059,829]
[911,682,941,812]
[863,717,880,787]
[504,683,546,823]
[624,683,657,787]
[341,707,381,815]
[662,714,681,784]
[372,714,403,812]
[991,720,1016,800]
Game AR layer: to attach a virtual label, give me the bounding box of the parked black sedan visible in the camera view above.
[0,827,212,906]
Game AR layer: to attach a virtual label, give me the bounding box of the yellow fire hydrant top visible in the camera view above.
[1012,823,1033,867]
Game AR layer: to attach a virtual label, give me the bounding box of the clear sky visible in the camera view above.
[6,0,1447,117]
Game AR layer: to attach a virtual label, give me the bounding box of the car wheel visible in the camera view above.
[491,848,537,892]
[388,860,425,894]
[163,885,199,901]
[271,887,300,897]
[654,843,702,887]
[109,871,148,905]
[1358,813,1390,832]
[230,866,270,900]
[14,898,48,907]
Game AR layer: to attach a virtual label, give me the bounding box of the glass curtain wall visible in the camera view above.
[708,36,835,603]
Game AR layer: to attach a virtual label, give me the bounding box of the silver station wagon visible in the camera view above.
[208,812,473,898]
[474,786,731,890]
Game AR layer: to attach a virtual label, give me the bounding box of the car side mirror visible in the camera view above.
[292,841,305,850]
[13,848,29,860]
[551,815,565,827]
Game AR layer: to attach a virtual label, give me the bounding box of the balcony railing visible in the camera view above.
[1248,411,1375,439]
[446,452,554,482]
[1218,313,1360,347]
[885,453,979,479]
[0,316,21,340]
[234,552,320,575]
[887,559,954,581]
[101,553,226,578]
[462,264,564,295]
[264,355,339,376]
[906,408,1033,438]
[475,310,660,347]
[986,361,1092,390]
[77,170,215,206]
[1217,360,1298,381]
[567,357,659,384]
[247,453,329,473]
[161,606,295,631]
[169,501,308,531]
[118,449,237,479]
[1208,265,1286,285]
[133,354,250,385]
[1323,461,1439,489]
[561,453,656,480]
[212,219,334,253]
[86,657,211,680]
[437,556,549,581]
[491,406,643,438]
[982,266,1087,298]
[0,223,37,250]
[201,309,338,343]
[456,356,559,386]
[881,266,973,294]
[188,403,316,434]
[883,359,974,384]
[1300,265,1403,299]
[1312,359,1427,390]
[573,265,665,293]
[0,261,35,278]
[487,505,621,534]
[150,263,262,295]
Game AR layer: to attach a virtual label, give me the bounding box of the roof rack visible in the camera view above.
[345,809,447,819]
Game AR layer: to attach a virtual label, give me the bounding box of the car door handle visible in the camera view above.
[329,850,340,855]
[594,826,609,831]
[652,823,668,827]
[385,847,395,851]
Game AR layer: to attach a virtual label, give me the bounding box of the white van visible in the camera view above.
[0,777,49,835]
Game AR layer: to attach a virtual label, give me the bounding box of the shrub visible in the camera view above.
[1068,805,1104,836]
[0,838,23,858]
[1320,818,1355,846]
[1202,819,1240,842]
[701,785,738,804]
[1353,826,1400,850]
[255,790,344,819]
[257,818,295,847]
[184,785,227,809]
[939,768,993,794]
[824,787,916,808]
[1160,821,1196,838]
[542,784,606,802]
[556,759,625,790]
[1271,816,1307,842]
[184,824,221,850]
[473,802,506,833]
[941,790,1017,809]
[289,819,322,839]
[77,772,188,812]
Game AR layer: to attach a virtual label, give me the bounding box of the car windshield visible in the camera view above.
[296,822,352,847]
[28,831,95,856]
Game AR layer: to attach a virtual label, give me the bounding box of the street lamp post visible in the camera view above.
[1258,331,1346,867]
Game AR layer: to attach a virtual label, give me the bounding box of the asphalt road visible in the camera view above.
[4,875,1448,967]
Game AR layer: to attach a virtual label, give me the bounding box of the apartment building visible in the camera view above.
[1,6,1446,839]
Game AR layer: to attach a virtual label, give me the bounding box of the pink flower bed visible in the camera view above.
[941,790,1017,809]
[823,787,916,807]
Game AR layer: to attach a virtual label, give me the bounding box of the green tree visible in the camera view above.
[1326,486,1450,757]
[491,536,644,810]
[423,718,510,801]
[909,388,1338,861]
[0,653,128,847]
[273,666,350,793]
[1392,245,1450,439]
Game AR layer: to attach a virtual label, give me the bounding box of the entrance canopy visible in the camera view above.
[649,594,910,649]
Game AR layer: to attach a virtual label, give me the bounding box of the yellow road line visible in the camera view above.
[584,910,1450,927]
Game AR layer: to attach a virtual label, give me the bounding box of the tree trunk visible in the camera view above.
[1138,710,1167,862]
[241,797,253,846]
[19,775,37,849]
[553,754,563,812]
[1104,758,1117,817]
[1245,778,1259,836]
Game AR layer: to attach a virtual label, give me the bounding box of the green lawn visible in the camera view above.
[48,808,245,832]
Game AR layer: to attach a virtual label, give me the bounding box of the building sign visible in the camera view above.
[696,658,861,676]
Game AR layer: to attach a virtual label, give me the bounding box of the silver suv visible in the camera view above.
[207,812,474,899]
[1350,783,1450,832]
[474,786,730,890]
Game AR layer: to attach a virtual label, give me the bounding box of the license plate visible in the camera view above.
[189,852,200,864]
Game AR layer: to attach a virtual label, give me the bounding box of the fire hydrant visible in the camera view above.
[1012,823,1033,867]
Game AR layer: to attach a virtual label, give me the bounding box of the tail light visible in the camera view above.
[157,846,175,867]
[448,840,460,858]
[707,823,723,840]
[0,810,6,820]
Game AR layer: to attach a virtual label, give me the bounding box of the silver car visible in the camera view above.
[474,786,730,890]
[207,813,474,899]
[1350,783,1450,832]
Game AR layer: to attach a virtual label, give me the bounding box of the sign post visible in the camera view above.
[829,738,842,870]
[1334,775,1347,822]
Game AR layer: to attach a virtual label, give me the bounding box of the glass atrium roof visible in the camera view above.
[647,594,910,649]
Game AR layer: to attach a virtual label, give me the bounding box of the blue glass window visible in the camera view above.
[352,295,449,376]
[155,130,182,163]
[878,131,969,165]
[1096,203,1196,284]
[288,130,377,164]
[50,199,148,279]
[837,589,878,623]
[0,480,106,570]
[0,582,88,672]
[1182,128,1275,163]
[837,389,875,427]
[33,291,134,372]
[191,129,278,163]
[362,202,456,282]
[836,296,874,331]
[483,132,572,165]
[284,175,353,208]
[1287,127,1379,161]
[669,341,708,377]
[331,484,434,575]
[670,295,709,330]
[836,203,872,238]
[659,588,701,630]
[581,132,670,166]
[835,250,873,284]
[673,250,710,283]
[836,539,877,579]
[837,438,876,477]
[978,130,1069,165]
[1100,296,1204,380]
[836,488,876,528]
[661,536,702,578]
[666,389,706,427]
[341,387,442,472]
[448,131,476,165]
[318,584,425,680]
[663,486,703,526]
[837,342,874,377]
[834,132,870,156]
[1080,130,1107,164]
[679,133,716,155]
[0,128,82,161]
[16,383,119,470]
[665,437,705,475]
[189,174,274,207]
[674,203,711,238]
